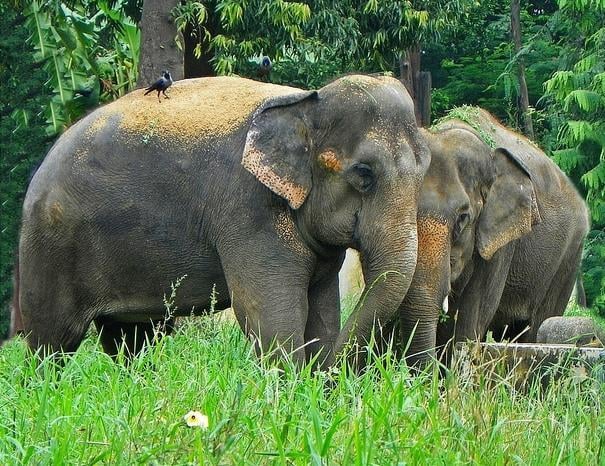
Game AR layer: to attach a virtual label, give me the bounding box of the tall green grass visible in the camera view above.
[0,312,604,465]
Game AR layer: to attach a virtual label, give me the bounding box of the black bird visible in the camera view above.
[144,70,173,102]
[258,56,272,82]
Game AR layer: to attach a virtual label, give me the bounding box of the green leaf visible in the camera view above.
[563,90,603,112]
[566,120,595,144]
[552,148,582,172]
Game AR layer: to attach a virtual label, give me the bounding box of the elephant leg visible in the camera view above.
[222,260,310,366]
[450,248,515,343]
[522,243,583,342]
[304,257,344,368]
[20,269,91,356]
[437,247,515,366]
[94,317,175,359]
[232,290,309,365]
[24,308,90,356]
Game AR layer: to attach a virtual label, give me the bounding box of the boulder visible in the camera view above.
[536,316,604,347]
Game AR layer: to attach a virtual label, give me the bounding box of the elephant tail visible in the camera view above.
[4,249,24,345]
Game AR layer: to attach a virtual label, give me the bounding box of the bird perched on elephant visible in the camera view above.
[144,70,173,102]
[388,107,590,365]
[12,75,430,369]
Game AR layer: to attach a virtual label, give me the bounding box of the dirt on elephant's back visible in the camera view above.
[90,77,302,145]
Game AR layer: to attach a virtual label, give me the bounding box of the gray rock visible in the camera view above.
[537,316,604,347]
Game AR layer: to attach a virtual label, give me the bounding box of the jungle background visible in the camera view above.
[1,0,604,338]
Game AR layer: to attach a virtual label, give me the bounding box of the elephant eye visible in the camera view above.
[453,212,470,241]
[348,163,375,193]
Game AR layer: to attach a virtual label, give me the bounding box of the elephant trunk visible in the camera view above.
[396,216,451,367]
[396,286,441,366]
[332,202,419,370]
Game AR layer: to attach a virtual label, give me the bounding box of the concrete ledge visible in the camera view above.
[454,342,605,387]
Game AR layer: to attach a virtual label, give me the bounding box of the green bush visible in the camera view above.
[540,0,605,317]
[582,230,605,318]
[24,0,140,135]
[0,8,54,338]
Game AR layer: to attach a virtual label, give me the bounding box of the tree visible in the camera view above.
[137,0,183,87]
[0,6,53,337]
[542,0,605,315]
[511,0,534,138]
[24,0,140,134]
[422,0,561,126]
[172,0,311,78]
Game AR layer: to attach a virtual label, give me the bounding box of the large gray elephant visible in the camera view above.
[13,75,429,366]
[391,107,590,364]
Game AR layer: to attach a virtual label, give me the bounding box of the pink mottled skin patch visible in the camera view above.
[242,146,308,209]
[318,149,342,173]
[417,217,449,271]
[274,211,307,255]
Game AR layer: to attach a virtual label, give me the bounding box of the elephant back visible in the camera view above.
[85,77,303,149]
[432,107,575,193]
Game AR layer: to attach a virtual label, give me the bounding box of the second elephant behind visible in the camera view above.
[401,107,589,363]
[342,107,590,364]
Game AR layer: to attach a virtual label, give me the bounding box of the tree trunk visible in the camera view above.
[399,45,419,101]
[418,72,432,127]
[399,44,431,127]
[511,0,534,139]
[136,0,183,89]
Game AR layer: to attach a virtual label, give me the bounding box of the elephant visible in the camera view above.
[390,107,590,365]
[12,75,430,367]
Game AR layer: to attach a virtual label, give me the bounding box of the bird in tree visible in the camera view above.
[144,71,173,102]
[258,56,272,82]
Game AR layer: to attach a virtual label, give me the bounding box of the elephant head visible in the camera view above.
[241,75,430,365]
[395,110,541,365]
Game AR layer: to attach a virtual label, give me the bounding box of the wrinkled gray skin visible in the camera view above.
[392,109,589,365]
[15,75,429,367]
[536,316,604,346]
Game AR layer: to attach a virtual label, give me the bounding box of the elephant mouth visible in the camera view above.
[450,256,464,283]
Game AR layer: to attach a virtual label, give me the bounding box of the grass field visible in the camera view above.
[1,307,604,465]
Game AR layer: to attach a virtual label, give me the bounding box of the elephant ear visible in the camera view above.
[476,148,542,260]
[242,91,318,209]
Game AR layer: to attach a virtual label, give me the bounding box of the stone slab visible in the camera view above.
[454,342,605,388]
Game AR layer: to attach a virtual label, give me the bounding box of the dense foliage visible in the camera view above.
[0,0,141,335]
[2,0,605,335]
[423,0,562,122]
[25,0,140,135]
[172,0,474,87]
[540,0,605,314]
[0,7,53,338]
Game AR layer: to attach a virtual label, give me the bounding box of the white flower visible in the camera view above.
[183,410,209,429]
